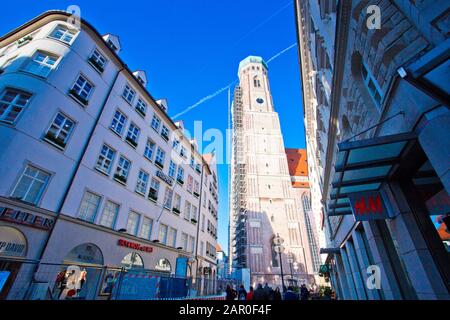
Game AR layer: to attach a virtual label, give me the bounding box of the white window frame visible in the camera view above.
[126,122,140,147]
[151,114,161,131]
[140,217,153,240]
[48,24,78,44]
[114,155,131,184]
[11,165,50,205]
[122,84,135,104]
[155,147,165,168]
[110,109,127,136]
[78,191,101,223]
[23,51,59,78]
[88,49,107,72]
[168,160,177,178]
[70,74,94,104]
[126,211,141,236]
[99,200,119,228]
[136,98,147,117]
[144,139,155,161]
[0,88,32,124]
[135,169,149,195]
[95,144,116,175]
[44,111,75,149]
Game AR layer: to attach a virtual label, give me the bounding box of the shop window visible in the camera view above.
[155,259,171,272]
[121,252,144,269]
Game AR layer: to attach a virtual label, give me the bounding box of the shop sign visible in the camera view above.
[348,191,389,221]
[0,226,27,257]
[0,206,54,230]
[156,170,173,186]
[118,239,153,253]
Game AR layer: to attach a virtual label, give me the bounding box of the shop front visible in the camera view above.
[0,198,55,300]
[31,215,193,300]
[325,129,450,299]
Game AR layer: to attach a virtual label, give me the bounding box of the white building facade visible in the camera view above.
[0,11,218,300]
[230,56,315,287]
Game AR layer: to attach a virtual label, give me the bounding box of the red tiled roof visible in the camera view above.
[285,148,308,177]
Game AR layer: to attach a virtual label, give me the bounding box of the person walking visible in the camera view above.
[246,286,254,300]
[252,284,267,300]
[226,285,236,300]
[238,285,247,300]
[263,283,273,300]
[300,284,310,301]
[284,286,299,300]
[273,287,282,300]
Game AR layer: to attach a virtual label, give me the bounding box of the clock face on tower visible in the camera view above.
[256,98,264,104]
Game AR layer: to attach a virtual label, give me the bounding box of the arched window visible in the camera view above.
[121,252,144,269]
[155,258,171,272]
[253,76,261,88]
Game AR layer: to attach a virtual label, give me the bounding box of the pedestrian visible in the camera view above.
[273,287,282,300]
[300,284,310,301]
[246,286,254,300]
[238,285,247,300]
[252,283,267,300]
[225,285,235,300]
[263,283,273,300]
[284,286,299,300]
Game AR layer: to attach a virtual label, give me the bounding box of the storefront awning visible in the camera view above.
[327,132,417,217]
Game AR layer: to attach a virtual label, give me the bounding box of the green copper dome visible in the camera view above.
[238,56,269,73]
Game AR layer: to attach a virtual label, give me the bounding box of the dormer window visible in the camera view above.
[107,40,118,52]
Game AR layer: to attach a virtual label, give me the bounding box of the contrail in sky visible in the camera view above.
[266,42,297,63]
[172,42,298,119]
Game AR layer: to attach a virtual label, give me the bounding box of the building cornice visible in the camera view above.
[321,0,352,238]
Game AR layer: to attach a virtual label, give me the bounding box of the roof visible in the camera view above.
[215,244,223,252]
[238,55,269,73]
[285,148,309,188]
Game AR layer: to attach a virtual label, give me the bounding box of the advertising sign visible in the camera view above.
[348,191,389,221]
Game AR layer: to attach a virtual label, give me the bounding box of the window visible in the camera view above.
[200,241,204,256]
[172,138,180,150]
[155,147,165,168]
[188,236,195,253]
[122,84,135,104]
[110,110,127,136]
[193,180,200,196]
[140,217,153,240]
[253,76,261,88]
[144,139,155,161]
[173,193,181,213]
[99,200,119,228]
[43,112,74,149]
[161,125,170,141]
[181,233,188,251]
[190,156,195,168]
[49,25,77,44]
[158,224,168,244]
[168,160,177,178]
[163,187,173,209]
[176,167,184,184]
[184,201,191,220]
[187,175,193,193]
[126,122,140,147]
[88,49,107,73]
[191,205,197,222]
[168,228,177,247]
[151,114,161,131]
[126,211,140,235]
[70,75,93,105]
[135,170,149,195]
[148,178,160,201]
[23,51,58,77]
[201,214,205,231]
[135,98,147,117]
[95,144,116,175]
[78,191,101,222]
[114,155,131,184]
[11,165,50,205]
[180,146,187,158]
[362,62,383,108]
[0,88,32,124]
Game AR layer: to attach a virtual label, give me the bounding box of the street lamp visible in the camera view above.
[287,252,294,287]
[272,234,286,293]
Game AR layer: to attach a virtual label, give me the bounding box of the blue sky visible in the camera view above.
[3,0,306,254]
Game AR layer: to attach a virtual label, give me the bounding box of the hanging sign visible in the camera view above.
[348,191,389,221]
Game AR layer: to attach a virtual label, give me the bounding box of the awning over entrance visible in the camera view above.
[327,132,417,217]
